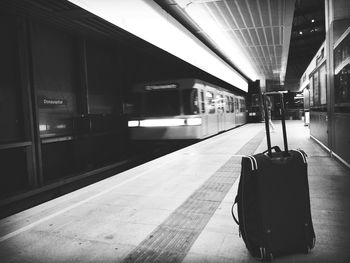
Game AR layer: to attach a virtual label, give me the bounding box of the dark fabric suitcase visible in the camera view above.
[232,92,315,261]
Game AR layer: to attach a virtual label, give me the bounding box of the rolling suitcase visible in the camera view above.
[232,92,315,261]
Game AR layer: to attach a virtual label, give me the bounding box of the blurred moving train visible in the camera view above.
[127,78,247,140]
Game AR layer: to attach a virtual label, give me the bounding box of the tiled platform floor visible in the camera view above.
[0,121,349,262]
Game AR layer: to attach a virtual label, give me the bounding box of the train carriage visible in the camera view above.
[127,78,247,140]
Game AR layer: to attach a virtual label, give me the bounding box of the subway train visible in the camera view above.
[127,78,247,140]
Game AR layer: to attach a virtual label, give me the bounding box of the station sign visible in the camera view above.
[38,97,67,107]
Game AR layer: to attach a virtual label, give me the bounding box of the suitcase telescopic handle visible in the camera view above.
[262,92,289,156]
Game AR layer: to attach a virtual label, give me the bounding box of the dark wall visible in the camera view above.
[0,17,24,143]
[31,22,79,137]
[29,22,131,182]
[0,16,29,197]
[86,40,121,114]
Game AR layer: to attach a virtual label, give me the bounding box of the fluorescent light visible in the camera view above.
[176,0,259,81]
[139,119,185,127]
[67,0,249,92]
[128,120,139,127]
[186,117,202,126]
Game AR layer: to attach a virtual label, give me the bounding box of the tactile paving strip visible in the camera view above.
[123,129,265,263]
[235,129,266,155]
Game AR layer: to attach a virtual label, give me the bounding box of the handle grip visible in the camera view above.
[231,201,239,225]
[262,146,281,155]
[263,92,289,156]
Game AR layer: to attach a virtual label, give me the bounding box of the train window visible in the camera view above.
[319,65,327,105]
[313,71,319,105]
[335,66,350,105]
[309,76,314,106]
[182,89,199,115]
[144,89,180,116]
[206,91,215,114]
[230,97,234,113]
[235,98,239,113]
[226,96,230,113]
[216,94,224,113]
[200,90,205,113]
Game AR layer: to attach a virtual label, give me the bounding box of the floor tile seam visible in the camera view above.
[169,208,220,216]
[157,225,210,232]
[183,251,238,261]
[85,205,179,212]
[198,176,236,183]
[193,185,234,193]
[29,229,142,249]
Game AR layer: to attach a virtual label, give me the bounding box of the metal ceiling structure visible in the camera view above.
[155,0,296,84]
[285,0,325,91]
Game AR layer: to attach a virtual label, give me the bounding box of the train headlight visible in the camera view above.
[39,124,48,131]
[186,117,202,126]
[139,119,185,127]
[128,120,139,127]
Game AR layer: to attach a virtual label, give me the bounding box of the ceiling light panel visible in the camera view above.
[169,0,295,82]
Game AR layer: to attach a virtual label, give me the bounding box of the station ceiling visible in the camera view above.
[1,0,324,91]
[155,0,296,84]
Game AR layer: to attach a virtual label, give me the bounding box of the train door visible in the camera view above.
[226,96,232,128]
[230,96,235,127]
[224,95,231,129]
[198,88,208,137]
[205,87,218,135]
[216,93,224,131]
[234,96,238,125]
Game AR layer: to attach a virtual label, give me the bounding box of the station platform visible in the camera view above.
[0,120,349,262]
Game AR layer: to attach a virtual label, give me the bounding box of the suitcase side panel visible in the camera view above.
[237,157,265,258]
[255,150,315,256]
